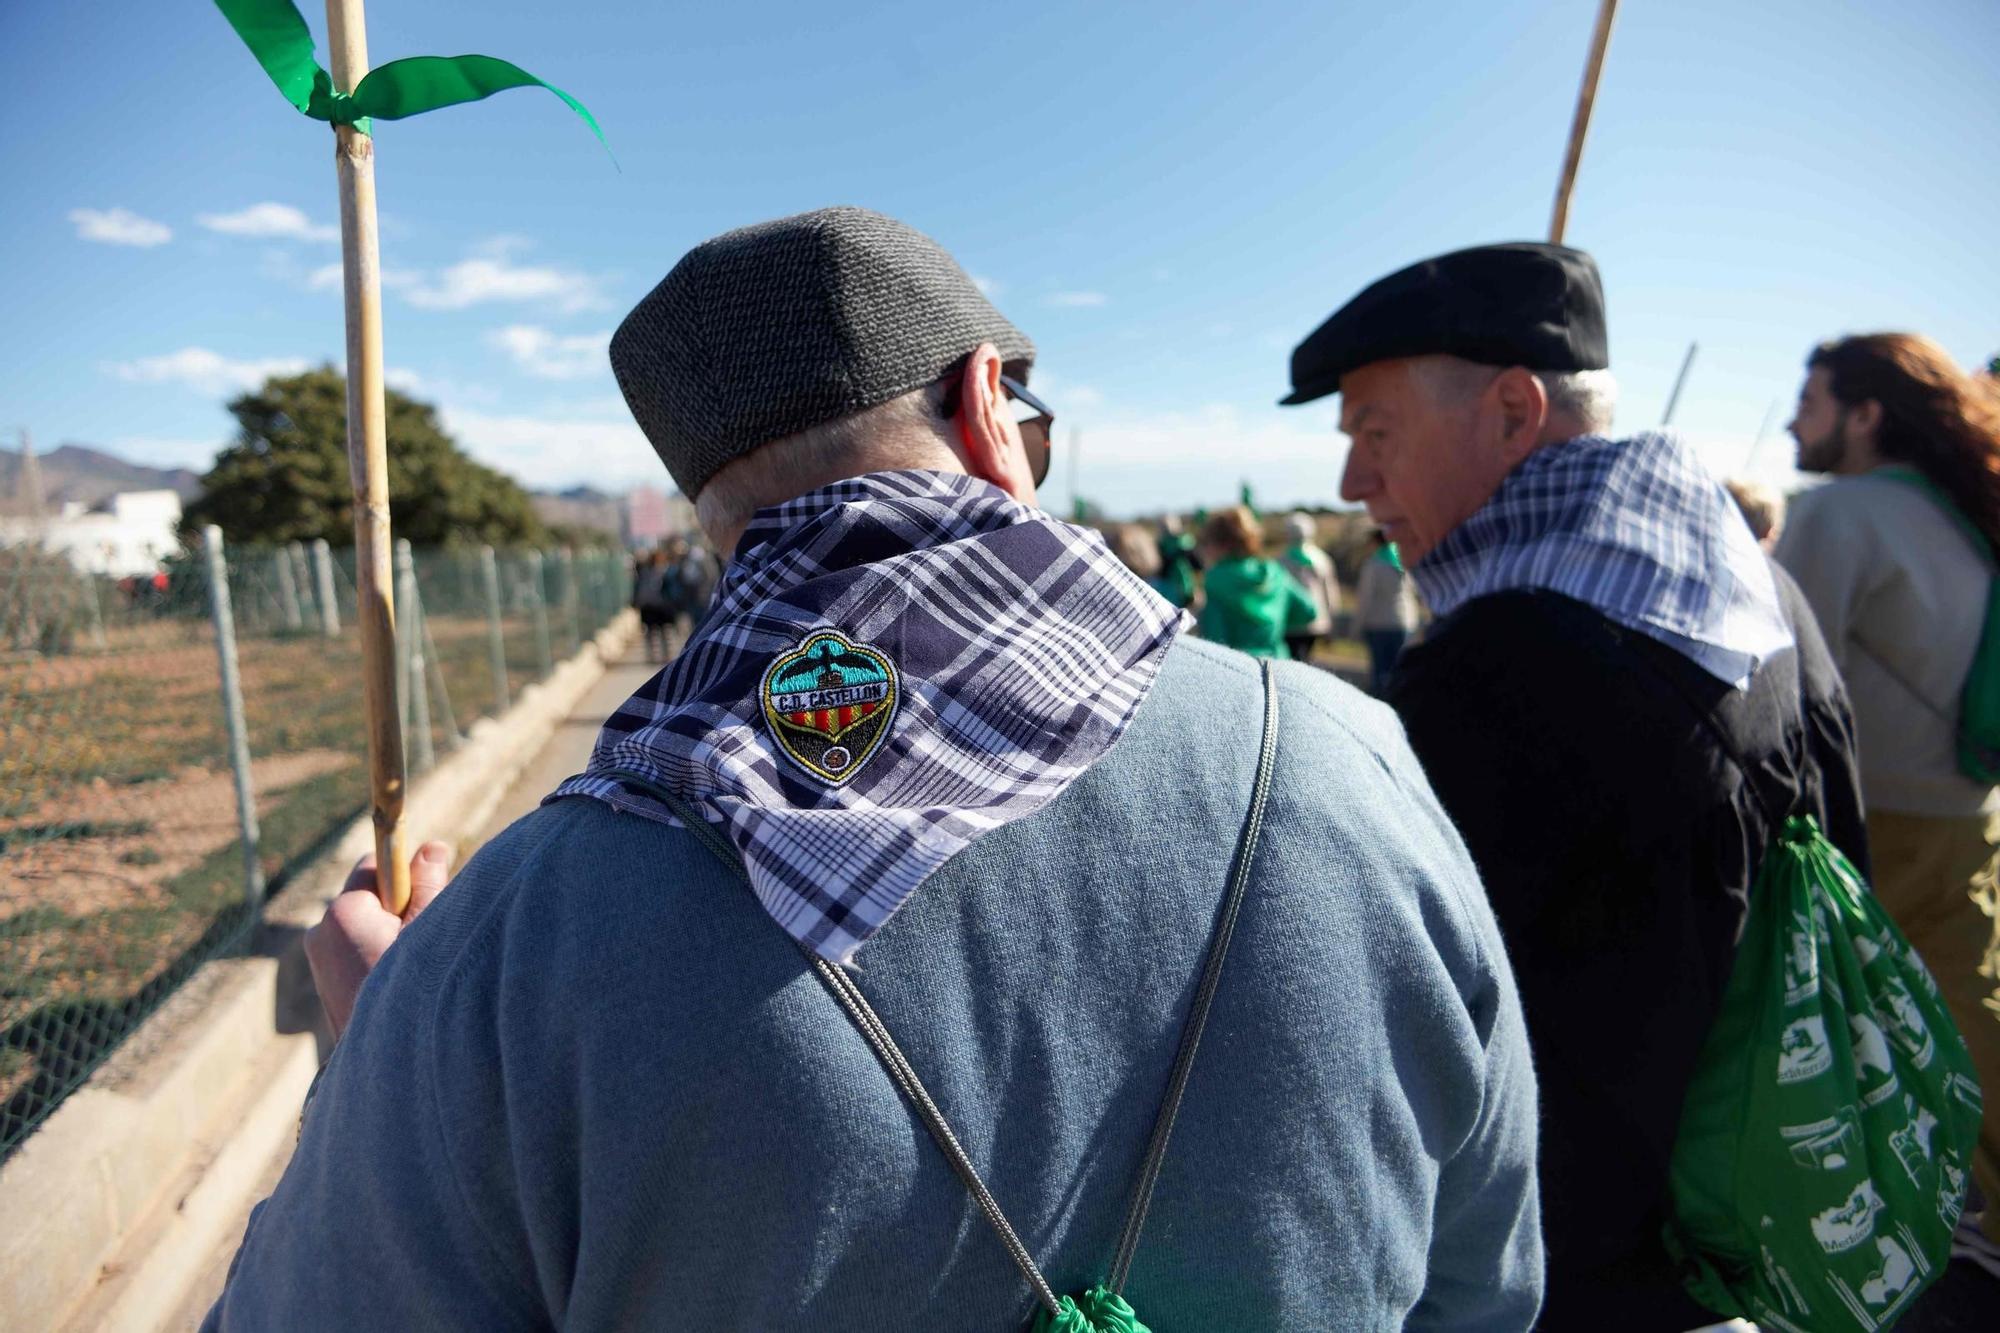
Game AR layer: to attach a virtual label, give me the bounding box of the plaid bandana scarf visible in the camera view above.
[1412,432,1793,688]
[554,470,1189,962]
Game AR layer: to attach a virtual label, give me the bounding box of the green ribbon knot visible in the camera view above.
[1030,1285,1152,1333]
[215,0,607,153]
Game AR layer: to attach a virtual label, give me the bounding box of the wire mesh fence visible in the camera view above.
[0,534,631,1160]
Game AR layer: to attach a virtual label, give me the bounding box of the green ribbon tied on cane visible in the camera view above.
[215,0,607,151]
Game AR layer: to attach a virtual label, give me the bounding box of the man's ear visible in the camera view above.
[1491,367,1551,463]
[953,342,1036,503]
[1849,397,1885,440]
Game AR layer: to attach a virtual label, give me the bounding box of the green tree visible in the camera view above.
[182,366,548,547]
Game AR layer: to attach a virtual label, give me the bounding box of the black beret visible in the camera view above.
[1280,242,1608,406]
[610,207,1035,499]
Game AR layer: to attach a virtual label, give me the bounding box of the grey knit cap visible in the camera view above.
[610,206,1036,499]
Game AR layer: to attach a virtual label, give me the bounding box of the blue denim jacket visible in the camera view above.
[208,637,1542,1330]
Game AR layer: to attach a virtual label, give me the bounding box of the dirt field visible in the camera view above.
[0,604,584,1142]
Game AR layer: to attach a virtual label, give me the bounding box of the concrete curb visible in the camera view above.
[0,610,638,1332]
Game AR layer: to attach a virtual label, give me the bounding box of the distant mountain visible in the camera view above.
[0,442,203,510]
[531,486,622,538]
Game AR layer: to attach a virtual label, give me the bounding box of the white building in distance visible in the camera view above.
[0,490,184,576]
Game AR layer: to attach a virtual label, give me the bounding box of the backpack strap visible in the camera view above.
[1875,465,1999,569]
[601,657,1281,1318]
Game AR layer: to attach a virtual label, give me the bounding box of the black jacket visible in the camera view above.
[1386,573,1867,1331]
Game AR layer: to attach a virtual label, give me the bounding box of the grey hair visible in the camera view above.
[1537,368,1618,433]
[695,383,958,539]
[1406,355,1617,433]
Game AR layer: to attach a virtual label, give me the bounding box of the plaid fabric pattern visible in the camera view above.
[1411,432,1793,687]
[553,471,1189,962]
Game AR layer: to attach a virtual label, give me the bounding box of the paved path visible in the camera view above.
[468,648,661,848]
[162,647,658,1330]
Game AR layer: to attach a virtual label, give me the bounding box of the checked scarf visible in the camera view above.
[553,471,1189,962]
[1412,431,1793,688]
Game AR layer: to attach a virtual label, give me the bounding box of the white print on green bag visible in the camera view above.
[1759,1241,1813,1320]
[1783,1107,1862,1170]
[1849,1014,1900,1108]
[1811,1178,1886,1254]
[1887,1096,1941,1189]
[1784,911,1820,1004]
[1948,1071,1982,1111]
[1779,1014,1833,1084]
[1901,941,1944,999]
[1857,1234,1919,1310]
[1874,976,1935,1071]
[1827,1222,1930,1329]
[1938,1159,1967,1228]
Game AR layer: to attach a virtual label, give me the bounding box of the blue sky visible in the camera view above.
[3,0,1996,516]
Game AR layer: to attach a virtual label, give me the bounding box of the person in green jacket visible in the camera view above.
[1196,504,1317,658]
[1152,514,1200,609]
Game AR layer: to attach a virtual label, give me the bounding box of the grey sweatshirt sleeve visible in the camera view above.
[1270,663,1544,1330]
[203,838,547,1331]
[1407,924,1543,1331]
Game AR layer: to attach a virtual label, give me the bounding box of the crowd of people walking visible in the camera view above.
[207,208,1999,1333]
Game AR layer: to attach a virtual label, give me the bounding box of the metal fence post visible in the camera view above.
[558,547,581,654]
[480,545,510,714]
[202,526,266,908]
[82,570,109,651]
[415,580,463,750]
[527,550,553,679]
[274,548,303,630]
[395,540,435,773]
[311,538,341,636]
[286,536,312,624]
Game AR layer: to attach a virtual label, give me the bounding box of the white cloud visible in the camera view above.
[472,234,535,260]
[69,207,172,248]
[198,202,339,243]
[441,406,658,489]
[1066,386,1106,409]
[385,367,426,393]
[305,262,419,294]
[403,257,606,313]
[108,436,219,468]
[973,275,1001,297]
[108,347,311,395]
[488,325,613,380]
[1047,291,1108,308]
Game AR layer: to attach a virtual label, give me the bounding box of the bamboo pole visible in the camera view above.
[325,0,409,915]
[1549,0,1619,245]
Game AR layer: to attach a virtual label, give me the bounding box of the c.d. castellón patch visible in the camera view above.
[760,630,900,784]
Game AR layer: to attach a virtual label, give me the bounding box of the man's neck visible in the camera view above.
[1834,438,1886,476]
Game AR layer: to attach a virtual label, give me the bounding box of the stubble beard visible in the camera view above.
[1794,418,1848,474]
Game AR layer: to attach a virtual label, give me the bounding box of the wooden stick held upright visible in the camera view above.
[325,0,410,914]
[1549,0,1619,245]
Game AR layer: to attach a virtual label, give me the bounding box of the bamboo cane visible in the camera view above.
[1549,0,1619,245]
[325,0,410,914]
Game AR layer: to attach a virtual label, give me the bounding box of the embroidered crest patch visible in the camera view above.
[760,630,900,784]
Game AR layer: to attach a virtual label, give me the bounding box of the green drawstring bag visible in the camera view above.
[1031,1285,1149,1333]
[1665,816,1984,1331]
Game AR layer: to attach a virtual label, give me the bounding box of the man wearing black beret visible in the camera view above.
[210,210,1543,1330]
[1285,243,1870,1329]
